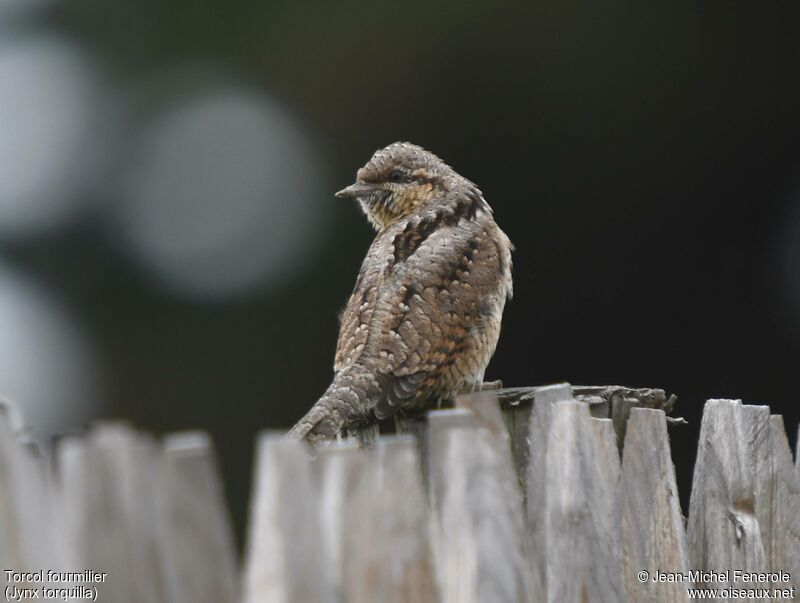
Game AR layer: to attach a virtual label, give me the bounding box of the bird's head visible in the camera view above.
[336,142,455,230]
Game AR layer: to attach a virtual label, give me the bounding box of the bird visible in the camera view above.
[288,142,513,443]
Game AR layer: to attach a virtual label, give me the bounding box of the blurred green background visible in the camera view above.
[1,0,798,539]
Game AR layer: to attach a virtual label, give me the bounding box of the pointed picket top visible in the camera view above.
[429,394,533,602]
[621,408,690,603]
[242,433,327,603]
[526,383,573,594]
[545,399,626,602]
[0,405,54,573]
[796,423,800,483]
[158,432,239,603]
[758,416,800,591]
[687,400,768,591]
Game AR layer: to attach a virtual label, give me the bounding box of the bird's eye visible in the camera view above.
[389,170,404,183]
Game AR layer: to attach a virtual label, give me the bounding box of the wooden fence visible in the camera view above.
[0,383,798,602]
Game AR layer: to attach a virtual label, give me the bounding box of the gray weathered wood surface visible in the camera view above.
[371,438,437,603]
[761,416,800,591]
[242,434,326,603]
[0,385,798,603]
[0,405,54,583]
[432,392,532,603]
[57,425,169,602]
[160,432,239,603]
[544,399,625,602]
[621,408,690,603]
[525,382,573,594]
[686,400,769,591]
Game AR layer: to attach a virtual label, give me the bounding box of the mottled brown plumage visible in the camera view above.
[288,142,513,442]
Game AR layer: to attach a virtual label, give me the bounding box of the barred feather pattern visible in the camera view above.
[286,368,381,443]
[288,142,513,443]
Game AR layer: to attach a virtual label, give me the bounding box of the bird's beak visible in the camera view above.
[335,182,379,199]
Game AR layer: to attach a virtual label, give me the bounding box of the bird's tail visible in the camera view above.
[287,370,374,443]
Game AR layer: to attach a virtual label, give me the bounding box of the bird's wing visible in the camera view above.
[336,195,511,420]
[334,233,388,372]
[374,218,509,418]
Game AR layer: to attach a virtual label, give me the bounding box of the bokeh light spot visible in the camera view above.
[0,34,102,238]
[0,262,99,439]
[113,80,330,300]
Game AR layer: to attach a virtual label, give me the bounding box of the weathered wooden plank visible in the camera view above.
[621,408,690,603]
[457,391,534,597]
[459,390,530,494]
[544,399,626,603]
[241,433,327,603]
[686,400,768,592]
[56,423,167,603]
[456,390,511,432]
[756,416,799,590]
[591,417,621,496]
[428,393,532,603]
[610,393,637,452]
[498,384,682,440]
[0,405,54,576]
[157,432,238,603]
[335,437,438,603]
[316,441,374,601]
[592,417,622,559]
[373,437,437,602]
[427,408,476,449]
[743,404,774,579]
[317,439,433,603]
[427,408,476,511]
[436,426,487,603]
[500,398,532,491]
[433,427,532,602]
[497,385,677,415]
[796,423,799,482]
[526,382,573,595]
[425,407,478,596]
